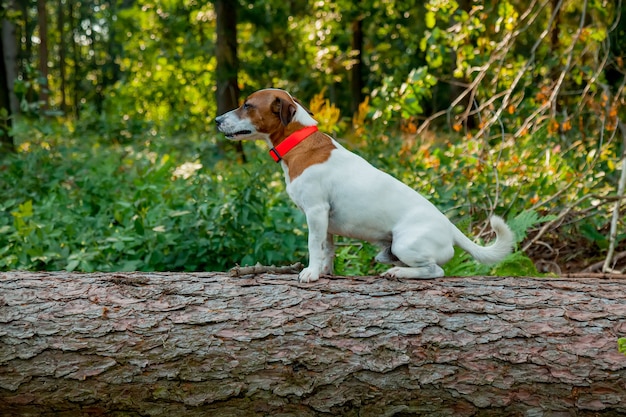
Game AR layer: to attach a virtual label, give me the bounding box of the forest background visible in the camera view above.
[0,0,625,276]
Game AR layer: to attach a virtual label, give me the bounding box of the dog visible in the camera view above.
[215,88,514,282]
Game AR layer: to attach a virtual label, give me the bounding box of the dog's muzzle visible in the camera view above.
[215,115,252,139]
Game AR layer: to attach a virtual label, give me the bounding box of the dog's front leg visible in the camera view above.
[299,204,330,283]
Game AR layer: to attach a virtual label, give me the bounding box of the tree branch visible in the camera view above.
[229,262,304,277]
[603,120,626,274]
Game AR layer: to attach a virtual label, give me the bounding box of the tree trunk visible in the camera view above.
[1,0,19,114]
[57,0,67,114]
[1,272,625,416]
[85,16,103,114]
[0,17,14,153]
[69,0,80,118]
[36,0,49,111]
[350,15,364,117]
[215,0,245,162]
[215,0,239,115]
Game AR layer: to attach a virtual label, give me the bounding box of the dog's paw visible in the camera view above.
[382,267,404,279]
[298,267,320,283]
[382,265,444,279]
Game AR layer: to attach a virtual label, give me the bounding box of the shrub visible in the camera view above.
[0,124,309,272]
[0,112,582,276]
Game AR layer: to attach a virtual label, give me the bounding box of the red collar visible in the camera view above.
[269,125,319,162]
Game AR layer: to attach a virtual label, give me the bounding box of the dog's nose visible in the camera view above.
[215,115,224,127]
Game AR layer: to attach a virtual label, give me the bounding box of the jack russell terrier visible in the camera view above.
[216,88,514,282]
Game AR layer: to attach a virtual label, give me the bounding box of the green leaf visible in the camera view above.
[134,217,145,235]
[11,200,33,219]
[66,259,80,272]
[507,210,556,244]
[425,11,436,29]
[116,260,143,272]
[580,223,607,247]
[491,252,539,276]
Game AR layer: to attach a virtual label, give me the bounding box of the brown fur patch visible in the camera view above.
[281,131,336,181]
[235,89,336,180]
[237,90,294,135]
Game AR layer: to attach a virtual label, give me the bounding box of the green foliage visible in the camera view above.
[0,125,309,272]
[371,67,438,120]
[334,240,383,277]
[619,338,626,356]
[106,0,218,134]
[507,210,557,244]
[3,0,625,275]
[443,210,551,277]
[1,119,549,275]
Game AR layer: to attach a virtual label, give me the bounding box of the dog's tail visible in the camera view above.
[452,215,515,264]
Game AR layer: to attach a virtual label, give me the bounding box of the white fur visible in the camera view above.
[216,89,515,282]
[287,141,514,282]
[215,110,268,141]
[290,101,319,127]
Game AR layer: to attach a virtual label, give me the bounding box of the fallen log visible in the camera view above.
[1,271,625,416]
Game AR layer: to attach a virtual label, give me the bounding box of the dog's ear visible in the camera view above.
[293,97,314,116]
[272,96,297,126]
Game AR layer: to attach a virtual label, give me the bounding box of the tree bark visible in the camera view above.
[215,0,245,162]
[1,272,625,416]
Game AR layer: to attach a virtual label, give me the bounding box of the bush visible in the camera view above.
[0,123,309,272]
[0,106,608,276]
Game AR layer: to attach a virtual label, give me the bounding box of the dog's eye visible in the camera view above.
[243,102,253,110]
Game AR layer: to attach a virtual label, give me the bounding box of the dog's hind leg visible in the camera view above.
[383,263,444,279]
[381,231,451,279]
[374,245,408,266]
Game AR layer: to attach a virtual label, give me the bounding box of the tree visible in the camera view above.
[0,31,15,154]
[57,0,67,113]
[1,0,18,114]
[36,0,49,110]
[215,0,239,116]
[1,3,16,153]
[69,0,80,118]
[215,0,245,161]
[350,12,364,115]
[1,272,625,416]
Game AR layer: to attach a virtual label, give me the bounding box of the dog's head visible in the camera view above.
[215,89,316,141]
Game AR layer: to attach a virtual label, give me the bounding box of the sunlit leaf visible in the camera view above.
[425,11,436,29]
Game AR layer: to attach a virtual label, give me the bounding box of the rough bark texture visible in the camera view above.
[1,272,625,417]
